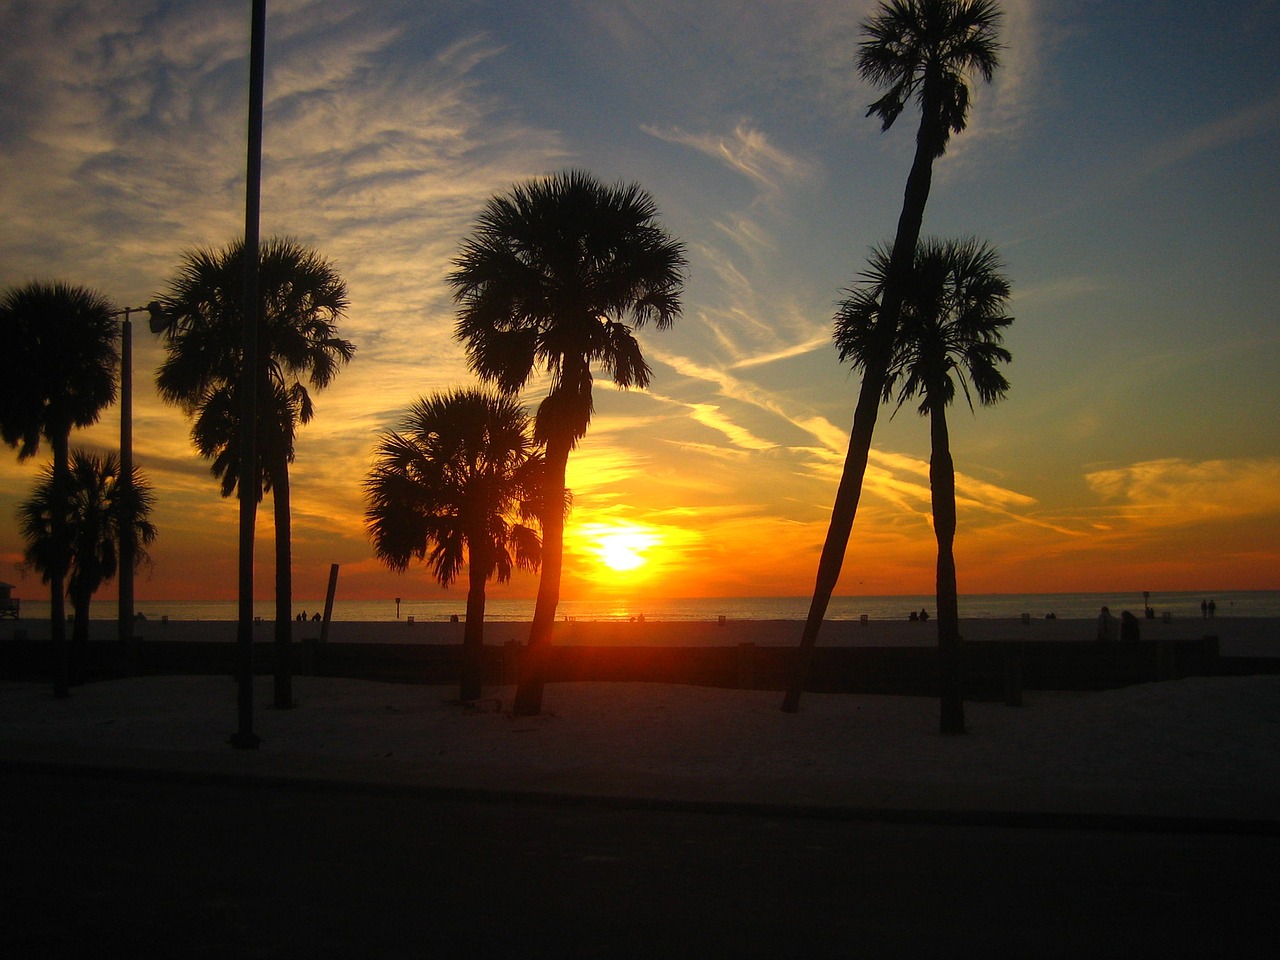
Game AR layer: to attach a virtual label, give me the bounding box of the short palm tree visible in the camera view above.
[450,169,686,715]
[18,450,157,682]
[834,237,1012,733]
[787,0,1003,712]
[365,389,543,702]
[156,236,355,709]
[0,280,120,697]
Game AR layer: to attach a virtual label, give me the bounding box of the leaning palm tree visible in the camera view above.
[364,389,543,702]
[834,237,1012,733]
[156,236,355,709]
[450,169,686,715]
[0,281,119,697]
[18,449,158,683]
[785,0,1003,712]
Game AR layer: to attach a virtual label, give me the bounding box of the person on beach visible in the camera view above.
[1201,600,1208,619]
[1096,606,1116,640]
[1208,599,1216,618]
[919,608,929,621]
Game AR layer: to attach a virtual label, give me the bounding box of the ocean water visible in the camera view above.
[15,590,1279,623]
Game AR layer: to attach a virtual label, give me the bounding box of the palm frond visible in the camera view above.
[451,169,685,444]
[364,388,542,590]
[856,0,1003,150]
[0,281,119,461]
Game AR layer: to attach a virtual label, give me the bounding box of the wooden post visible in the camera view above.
[319,563,339,643]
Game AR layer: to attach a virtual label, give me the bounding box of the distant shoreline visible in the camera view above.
[10,589,1279,625]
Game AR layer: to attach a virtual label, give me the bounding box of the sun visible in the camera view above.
[574,522,664,576]
[595,531,655,572]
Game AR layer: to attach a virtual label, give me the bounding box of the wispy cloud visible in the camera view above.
[730,336,831,370]
[1086,457,1280,527]
[685,404,777,452]
[0,1,567,598]
[643,122,815,199]
[1138,89,1280,175]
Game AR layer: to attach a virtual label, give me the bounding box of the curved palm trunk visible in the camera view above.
[930,406,964,734]
[272,450,293,709]
[50,431,71,698]
[512,432,571,716]
[783,116,945,713]
[461,558,487,702]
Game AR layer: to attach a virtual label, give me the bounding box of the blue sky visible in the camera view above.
[2,0,1278,602]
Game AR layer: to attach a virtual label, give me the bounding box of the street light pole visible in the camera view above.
[231,0,267,750]
[119,309,134,644]
[111,302,167,645]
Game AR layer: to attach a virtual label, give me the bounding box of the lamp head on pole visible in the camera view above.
[111,301,171,334]
[145,301,172,334]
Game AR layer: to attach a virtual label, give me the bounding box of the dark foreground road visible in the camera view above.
[2,767,1275,958]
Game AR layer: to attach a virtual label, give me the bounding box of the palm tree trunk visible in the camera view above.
[930,406,964,734]
[461,559,487,702]
[782,115,945,713]
[782,369,886,711]
[273,450,293,709]
[512,433,571,716]
[50,431,71,698]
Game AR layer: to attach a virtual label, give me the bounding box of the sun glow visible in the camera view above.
[577,523,663,575]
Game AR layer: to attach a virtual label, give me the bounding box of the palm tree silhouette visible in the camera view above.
[785,0,1003,712]
[156,237,355,709]
[834,237,1012,733]
[450,169,686,716]
[365,389,544,702]
[1,281,120,697]
[18,450,157,683]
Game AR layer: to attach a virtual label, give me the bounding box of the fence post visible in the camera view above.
[319,563,339,643]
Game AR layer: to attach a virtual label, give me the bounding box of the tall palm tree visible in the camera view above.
[18,450,158,682]
[156,236,355,709]
[0,281,120,697]
[365,389,543,702]
[834,237,1012,733]
[450,169,686,716]
[785,0,1003,712]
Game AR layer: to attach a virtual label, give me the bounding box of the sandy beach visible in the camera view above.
[3,615,1276,827]
[3,665,1278,827]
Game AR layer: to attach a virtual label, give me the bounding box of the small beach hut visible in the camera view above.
[0,582,18,619]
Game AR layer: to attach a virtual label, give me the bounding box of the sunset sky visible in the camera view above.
[2,0,1278,606]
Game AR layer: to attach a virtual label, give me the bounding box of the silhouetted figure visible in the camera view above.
[1096,606,1115,641]
[1208,599,1216,618]
[908,611,919,622]
[919,608,929,621]
[1120,610,1140,641]
[311,612,321,622]
[1201,600,1208,619]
